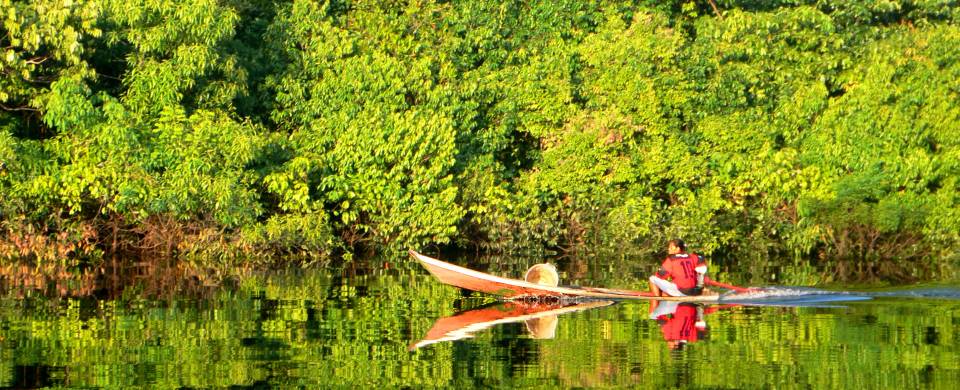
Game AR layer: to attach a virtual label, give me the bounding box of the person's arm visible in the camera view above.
[652,257,670,278]
[694,254,707,288]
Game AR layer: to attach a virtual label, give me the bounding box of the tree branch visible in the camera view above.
[24,55,50,65]
[0,103,38,112]
[707,0,724,20]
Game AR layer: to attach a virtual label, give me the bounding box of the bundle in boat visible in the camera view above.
[524,263,559,287]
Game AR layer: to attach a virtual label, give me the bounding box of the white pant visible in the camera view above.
[649,275,686,297]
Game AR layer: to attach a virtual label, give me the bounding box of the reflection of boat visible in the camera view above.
[410,300,616,350]
[409,250,720,302]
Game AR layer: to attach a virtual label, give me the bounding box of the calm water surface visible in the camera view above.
[1,254,958,388]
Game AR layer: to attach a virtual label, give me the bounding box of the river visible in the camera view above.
[1,253,958,388]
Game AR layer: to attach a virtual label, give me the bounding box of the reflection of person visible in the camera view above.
[649,239,708,297]
[649,302,711,350]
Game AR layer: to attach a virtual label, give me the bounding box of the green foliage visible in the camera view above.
[263,1,464,254]
[790,25,960,276]
[103,0,244,116]
[0,0,958,280]
[0,0,100,115]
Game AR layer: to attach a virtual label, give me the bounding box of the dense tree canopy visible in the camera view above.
[1,0,958,281]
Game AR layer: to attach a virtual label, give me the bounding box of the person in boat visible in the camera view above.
[649,239,708,297]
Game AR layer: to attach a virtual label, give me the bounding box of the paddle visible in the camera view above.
[704,277,754,293]
[576,286,657,297]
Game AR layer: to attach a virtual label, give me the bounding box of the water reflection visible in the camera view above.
[1,257,958,388]
[414,299,744,352]
[417,285,883,353]
[411,299,616,350]
[414,290,883,353]
[0,256,239,300]
[648,301,738,350]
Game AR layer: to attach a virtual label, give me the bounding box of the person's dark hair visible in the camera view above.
[668,239,686,251]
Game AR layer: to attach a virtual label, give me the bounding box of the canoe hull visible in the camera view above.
[409,250,720,302]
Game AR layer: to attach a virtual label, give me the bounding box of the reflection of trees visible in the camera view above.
[0,256,247,300]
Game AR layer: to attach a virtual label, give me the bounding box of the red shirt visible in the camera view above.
[656,253,704,290]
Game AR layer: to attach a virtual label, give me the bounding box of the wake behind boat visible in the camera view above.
[409,250,722,302]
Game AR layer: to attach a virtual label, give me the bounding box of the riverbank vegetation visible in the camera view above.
[2,0,958,282]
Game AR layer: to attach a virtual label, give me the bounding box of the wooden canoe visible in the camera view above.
[410,300,615,350]
[409,250,721,302]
